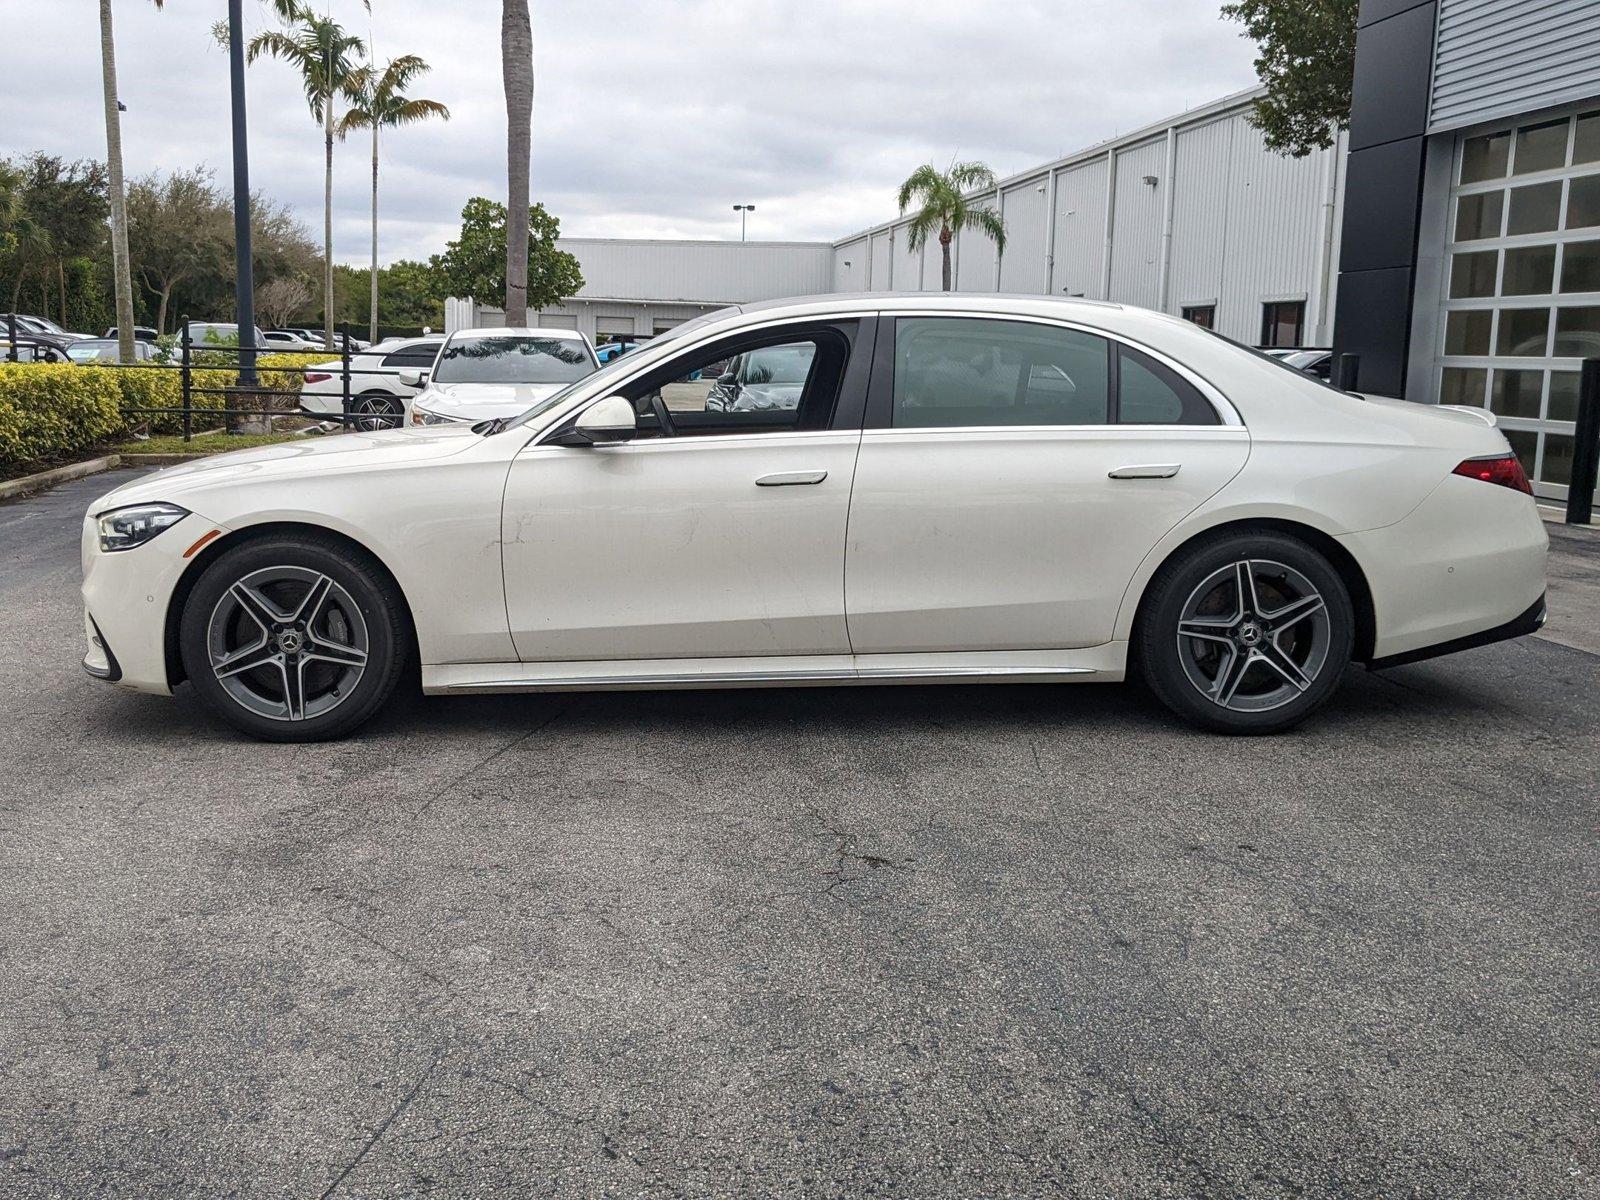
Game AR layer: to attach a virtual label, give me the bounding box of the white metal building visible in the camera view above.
[453,87,1344,352]
[830,88,1346,348]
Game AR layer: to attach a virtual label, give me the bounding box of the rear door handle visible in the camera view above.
[755,470,828,486]
[1108,463,1181,480]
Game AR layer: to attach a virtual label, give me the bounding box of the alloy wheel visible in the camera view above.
[352,395,401,431]
[205,565,369,722]
[1175,558,1331,713]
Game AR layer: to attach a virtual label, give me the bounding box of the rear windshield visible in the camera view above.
[432,336,596,385]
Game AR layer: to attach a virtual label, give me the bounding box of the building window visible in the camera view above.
[1260,301,1305,348]
[1181,304,1215,329]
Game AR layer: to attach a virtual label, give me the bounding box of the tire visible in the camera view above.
[179,534,410,742]
[1136,530,1354,735]
[351,391,403,431]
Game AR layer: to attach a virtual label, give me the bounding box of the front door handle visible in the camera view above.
[755,470,828,487]
[1108,463,1181,480]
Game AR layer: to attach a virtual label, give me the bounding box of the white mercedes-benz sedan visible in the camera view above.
[405,327,599,427]
[80,294,1548,742]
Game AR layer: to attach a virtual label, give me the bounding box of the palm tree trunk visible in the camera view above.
[939,225,953,292]
[323,101,335,350]
[99,0,136,361]
[369,123,379,344]
[502,0,533,325]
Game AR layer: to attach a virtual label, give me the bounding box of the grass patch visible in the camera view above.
[113,432,314,456]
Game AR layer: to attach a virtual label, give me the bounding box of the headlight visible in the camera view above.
[96,502,188,552]
[410,407,456,426]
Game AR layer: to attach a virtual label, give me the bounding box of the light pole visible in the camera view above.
[733,203,755,242]
[228,0,256,392]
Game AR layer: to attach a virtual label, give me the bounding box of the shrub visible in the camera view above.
[0,365,124,466]
[0,354,312,468]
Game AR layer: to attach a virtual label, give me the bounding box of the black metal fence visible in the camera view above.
[3,312,408,439]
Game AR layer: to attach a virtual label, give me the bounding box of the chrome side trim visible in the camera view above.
[441,664,1096,692]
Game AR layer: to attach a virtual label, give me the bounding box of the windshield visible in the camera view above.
[66,341,117,361]
[432,335,596,385]
[1206,329,1352,397]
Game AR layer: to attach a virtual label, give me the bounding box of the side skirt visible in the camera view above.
[423,644,1128,695]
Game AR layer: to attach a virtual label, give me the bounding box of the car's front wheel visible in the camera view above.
[179,534,410,741]
[1137,530,1354,734]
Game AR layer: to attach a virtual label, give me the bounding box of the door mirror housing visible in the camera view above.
[559,394,637,445]
[397,369,429,388]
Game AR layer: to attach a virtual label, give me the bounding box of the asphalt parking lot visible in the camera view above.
[1,469,1596,1198]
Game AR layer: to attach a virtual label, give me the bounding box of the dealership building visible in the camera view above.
[454,0,1600,502]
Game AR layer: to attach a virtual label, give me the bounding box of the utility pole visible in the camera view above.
[228,0,256,392]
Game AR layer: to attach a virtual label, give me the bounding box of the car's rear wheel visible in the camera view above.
[351,391,403,431]
[1137,530,1354,734]
[179,535,409,741]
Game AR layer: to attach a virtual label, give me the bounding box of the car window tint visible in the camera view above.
[1117,346,1219,425]
[619,325,853,438]
[892,317,1110,427]
[381,342,441,367]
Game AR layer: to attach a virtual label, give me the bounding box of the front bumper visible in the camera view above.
[81,508,230,695]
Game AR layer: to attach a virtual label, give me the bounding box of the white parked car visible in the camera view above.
[297,336,445,430]
[80,294,1548,742]
[407,327,599,426]
[262,330,323,352]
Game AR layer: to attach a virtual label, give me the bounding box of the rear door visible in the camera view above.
[844,314,1249,654]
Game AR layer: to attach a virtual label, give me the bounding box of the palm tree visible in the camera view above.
[249,2,365,349]
[502,0,533,325]
[338,56,449,344]
[897,161,1007,292]
[99,0,163,364]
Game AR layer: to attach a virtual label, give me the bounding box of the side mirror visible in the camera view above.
[398,369,429,388]
[716,371,738,386]
[561,394,637,445]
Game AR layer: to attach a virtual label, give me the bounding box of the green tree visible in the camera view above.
[896,161,1006,292]
[377,258,445,327]
[431,197,582,314]
[99,0,164,362]
[127,167,230,334]
[338,55,449,343]
[502,0,533,324]
[248,1,366,349]
[4,155,110,328]
[1222,0,1358,157]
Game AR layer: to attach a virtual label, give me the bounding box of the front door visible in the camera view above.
[502,320,871,663]
[844,315,1250,654]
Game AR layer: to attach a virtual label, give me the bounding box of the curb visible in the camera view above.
[120,453,212,466]
[0,454,122,502]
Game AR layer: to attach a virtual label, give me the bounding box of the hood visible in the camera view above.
[415,381,566,421]
[90,425,482,514]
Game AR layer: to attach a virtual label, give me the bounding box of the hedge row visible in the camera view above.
[0,356,309,468]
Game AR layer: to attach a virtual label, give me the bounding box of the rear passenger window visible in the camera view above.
[1116,346,1218,425]
[893,317,1110,427]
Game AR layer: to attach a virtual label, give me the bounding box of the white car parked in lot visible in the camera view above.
[297,335,445,430]
[80,293,1548,742]
[407,327,599,426]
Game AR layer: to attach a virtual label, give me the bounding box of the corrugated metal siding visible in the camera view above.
[998,176,1049,293]
[955,196,1000,292]
[1215,118,1330,338]
[562,238,833,304]
[1052,158,1108,298]
[868,231,893,288]
[892,222,923,290]
[1109,139,1167,309]
[1168,116,1234,311]
[1431,0,1600,133]
[833,239,868,293]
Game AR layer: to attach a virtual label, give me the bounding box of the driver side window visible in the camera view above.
[621,324,853,438]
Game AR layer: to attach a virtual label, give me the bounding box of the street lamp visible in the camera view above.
[733,203,755,242]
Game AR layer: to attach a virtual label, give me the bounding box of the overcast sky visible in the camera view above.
[2,1,1262,264]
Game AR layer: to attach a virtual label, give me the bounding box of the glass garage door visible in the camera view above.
[1437,108,1600,501]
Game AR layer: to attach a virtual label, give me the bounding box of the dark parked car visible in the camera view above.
[1,336,72,363]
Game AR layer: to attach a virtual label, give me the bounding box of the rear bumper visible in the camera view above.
[1368,593,1546,670]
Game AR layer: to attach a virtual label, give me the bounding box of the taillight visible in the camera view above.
[1453,453,1532,495]
[304,372,332,383]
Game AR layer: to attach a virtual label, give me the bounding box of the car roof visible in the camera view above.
[450,326,589,340]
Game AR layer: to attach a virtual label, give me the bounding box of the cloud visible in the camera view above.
[0,0,1259,263]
